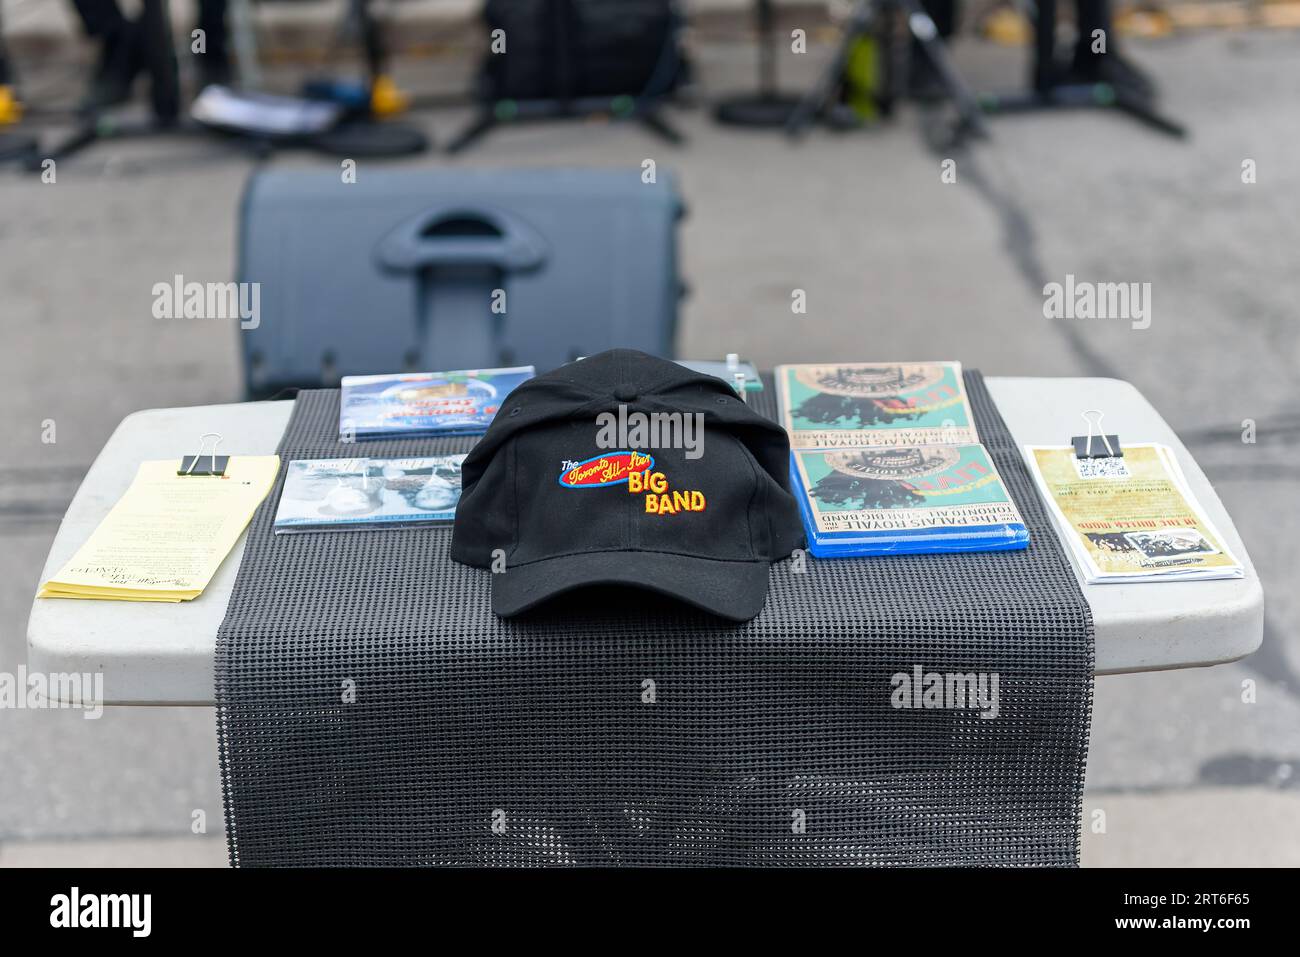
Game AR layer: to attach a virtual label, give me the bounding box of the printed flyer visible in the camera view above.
[1024,443,1242,582]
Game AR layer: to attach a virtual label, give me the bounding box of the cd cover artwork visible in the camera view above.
[775,362,978,449]
[790,444,1028,556]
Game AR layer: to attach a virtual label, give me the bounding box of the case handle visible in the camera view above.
[374,206,548,273]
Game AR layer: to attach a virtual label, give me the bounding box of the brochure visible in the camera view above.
[775,361,978,449]
[38,456,280,602]
[339,366,534,440]
[790,444,1029,557]
[1023,443,1243,582]
[273,455,466,533]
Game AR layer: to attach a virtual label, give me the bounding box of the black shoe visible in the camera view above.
[1069,50,1158,100]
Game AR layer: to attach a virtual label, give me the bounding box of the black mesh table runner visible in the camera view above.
[216,372,1093,866]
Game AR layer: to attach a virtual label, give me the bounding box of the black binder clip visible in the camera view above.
[178,432,229,476]
[1072,410,1122,459]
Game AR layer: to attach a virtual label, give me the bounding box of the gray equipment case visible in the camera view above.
[238,167,684,397]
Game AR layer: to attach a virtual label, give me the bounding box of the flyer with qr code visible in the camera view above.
[775,362,978,449]
[1024,444,1242,583]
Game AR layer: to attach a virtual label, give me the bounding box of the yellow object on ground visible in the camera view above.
[982,7,1033,45]
[843,35,881,122]
[1117,6,1176,37]
[1262,3,1300,27]
[38,456,280,602]
[1133,0,1300,31]
[0,85,23,125]
[978,1,1300,40]
[370,74,409,117]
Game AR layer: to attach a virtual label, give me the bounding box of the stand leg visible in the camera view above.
[1033,0,1057,93]
[980,83,1186,140]
[229,0,263,89]
[1113,87,1187,138]
[26,124,99,171]
[896,0,988,138]
[140,0,180,124]
[0,1,15,90]
[786,0,984,140]
[638,108,684,144]
[714,0,805,127]
[785,3,879,137]
[355,0,385,84]
[445,111,497,154]
[757,0,777,98]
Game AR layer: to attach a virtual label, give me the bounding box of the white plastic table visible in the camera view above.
[27,378,1264,705]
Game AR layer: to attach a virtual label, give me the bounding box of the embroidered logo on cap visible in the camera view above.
[629,467,707,515]
[558,452,654,488]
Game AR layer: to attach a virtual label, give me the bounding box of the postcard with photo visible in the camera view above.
[273,455,467,533]
[1124,528,1218,560]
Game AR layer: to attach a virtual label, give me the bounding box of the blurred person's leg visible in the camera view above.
[70,0,125,36]
[196,0,231,88]
[1069,0,1155,96]
[69,0,142,109]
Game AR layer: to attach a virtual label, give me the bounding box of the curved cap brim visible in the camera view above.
[492,550,771,622]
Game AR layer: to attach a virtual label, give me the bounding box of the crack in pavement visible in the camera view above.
[954,141,1124,381]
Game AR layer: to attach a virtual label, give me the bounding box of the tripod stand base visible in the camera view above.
[714,93,803,128]
[786,0,987,141]
[309,120,429,157]
[980,84,1186,138]
[446,97,683,154]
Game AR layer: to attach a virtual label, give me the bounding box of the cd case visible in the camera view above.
[339,366,534,440]
[775,361,978,449]
[790,444,1030,557]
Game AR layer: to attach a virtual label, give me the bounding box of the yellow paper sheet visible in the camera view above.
[38,455,280,602]
[1025,444,1241,582]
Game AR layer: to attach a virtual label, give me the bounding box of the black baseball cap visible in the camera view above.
[451,349,805,621]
